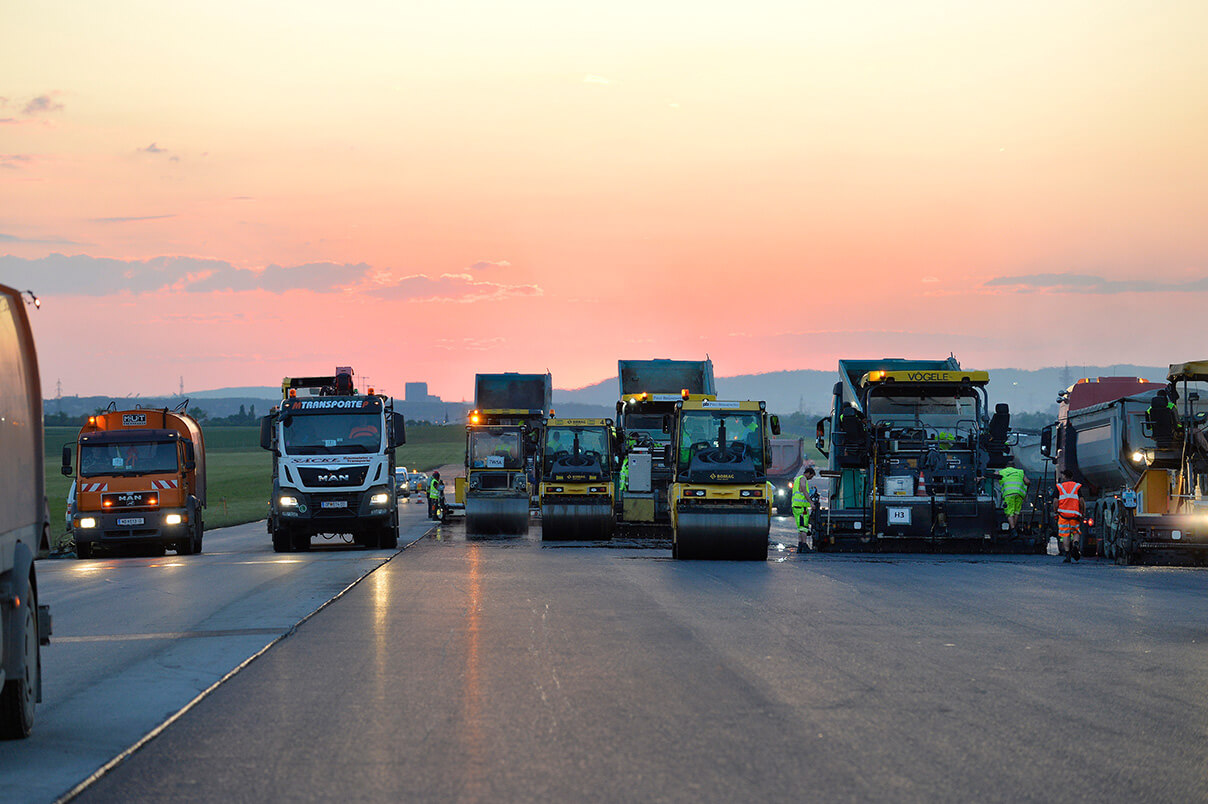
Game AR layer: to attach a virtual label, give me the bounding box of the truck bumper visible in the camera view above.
[73,508,191,549]
[273,488,394,534]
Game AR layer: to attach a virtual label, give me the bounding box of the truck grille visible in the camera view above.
[297,466,369,487]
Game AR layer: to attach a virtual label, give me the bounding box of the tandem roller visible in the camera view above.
[673,509,769,560]
[541,501,615,541]
[464,495,530,536]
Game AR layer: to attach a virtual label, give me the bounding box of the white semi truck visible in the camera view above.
[0,284,52,738]
[261,369,406,552]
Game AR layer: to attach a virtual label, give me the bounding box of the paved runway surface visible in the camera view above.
[0,498,433,804]
[64,513,1208,803]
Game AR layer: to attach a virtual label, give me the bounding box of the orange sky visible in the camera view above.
[3,0,1206,401]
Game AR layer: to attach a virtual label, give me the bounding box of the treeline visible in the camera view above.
[44,403,261,427]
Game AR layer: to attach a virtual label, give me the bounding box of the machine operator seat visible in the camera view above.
[836,404,869,468]
[1146,392,1183,469]
[983,403,1011,469]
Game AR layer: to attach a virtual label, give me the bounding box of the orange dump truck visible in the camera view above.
[62,405,206,558]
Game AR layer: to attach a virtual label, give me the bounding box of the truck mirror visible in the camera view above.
[661,418,670,434]
[1039,425,1053,458]
[392,412,407,447]
[832,382,843,397]
[259,416,273,451]
[61,444,73,476]
[814,417,831,458]
[183,441,196,471]
[769,415,781,436]
[664,444,674,465]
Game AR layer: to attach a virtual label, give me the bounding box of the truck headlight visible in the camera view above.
[776,489,786,497]
[78,517,97,529]
[370,492,390,506]
[165,514,183,525]
[279,496,299,508]
[1131,451,1145,463]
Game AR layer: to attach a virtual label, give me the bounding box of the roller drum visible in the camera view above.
[465,495,530,536]
[674,511,769,560]
[542,502,615,541]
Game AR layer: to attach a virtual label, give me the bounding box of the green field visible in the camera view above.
[44,423,465,548]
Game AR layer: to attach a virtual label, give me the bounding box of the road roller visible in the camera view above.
[669,398,780,560]
[460,373,551,536]
[539,418,618,541]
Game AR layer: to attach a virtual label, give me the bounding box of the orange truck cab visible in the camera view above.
[63,405,206,558]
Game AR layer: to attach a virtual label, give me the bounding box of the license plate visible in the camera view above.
[321,500,349,509]
[887,507,911,525]
[116,517,145,526]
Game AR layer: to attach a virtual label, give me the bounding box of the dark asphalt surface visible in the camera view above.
[77,517,1208,803]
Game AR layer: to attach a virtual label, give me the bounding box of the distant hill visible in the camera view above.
[50,364,1173,422]
[188,386,280,400]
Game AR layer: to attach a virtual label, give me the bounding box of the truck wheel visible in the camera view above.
[291,530,311,552]
[178,535,194,555]
[0,578,40,739]
[194,517,204,555]
[271,525,292,553]
[382,523,399,550]
[75,540,93,560]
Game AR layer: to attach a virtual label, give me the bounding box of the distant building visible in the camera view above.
[401,381,467,423]
[405,382,437,404]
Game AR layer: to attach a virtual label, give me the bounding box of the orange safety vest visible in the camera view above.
[1055,480,1082,519]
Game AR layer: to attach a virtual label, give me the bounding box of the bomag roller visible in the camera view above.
[669,398,780,560]
[539,418,618,541]
[460,373,550,536]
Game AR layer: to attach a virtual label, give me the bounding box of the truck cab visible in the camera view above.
[65,404,206,558]
[261,370,405,552]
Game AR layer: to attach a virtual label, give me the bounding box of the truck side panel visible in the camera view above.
[0,287,44,564]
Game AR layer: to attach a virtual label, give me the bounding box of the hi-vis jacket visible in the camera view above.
[1056,480,1082,519]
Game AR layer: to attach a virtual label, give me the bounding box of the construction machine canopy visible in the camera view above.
[859,369,990,387]
[1167,361,1208,383]
[680,399,764,412]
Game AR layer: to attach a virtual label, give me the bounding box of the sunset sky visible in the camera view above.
[3,0,1206,401]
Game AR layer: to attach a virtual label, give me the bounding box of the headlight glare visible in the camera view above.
[279,496,299,508]
[79,517,97,529]
[370,492,390,505]
[165,514,183,525]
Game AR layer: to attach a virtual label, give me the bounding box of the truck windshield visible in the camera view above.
[543,426,609,476]
[867,391,980,431]
[469,430,524,469]
[80,441,178,476]
[283,413,383,454]
[623,413,667,433]
[677,411,764,474]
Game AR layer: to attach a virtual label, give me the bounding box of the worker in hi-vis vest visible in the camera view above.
[427,470,443,520]
[791,465,816,553]
[1054,469,1083,563]
[996,458,1029,534]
